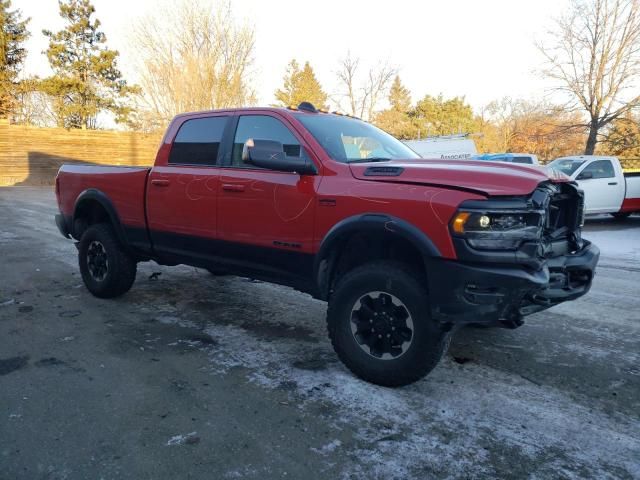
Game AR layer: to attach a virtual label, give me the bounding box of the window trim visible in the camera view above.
[580,159,615,179]
[220,113,307,170]
[167,114,230,167]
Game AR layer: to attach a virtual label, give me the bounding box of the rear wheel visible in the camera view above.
[327,261,449,387]
[78,223,137,298]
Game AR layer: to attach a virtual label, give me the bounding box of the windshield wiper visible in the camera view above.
[347,157,392,164]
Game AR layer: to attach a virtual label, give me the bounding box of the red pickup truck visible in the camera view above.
[55,103,599,386]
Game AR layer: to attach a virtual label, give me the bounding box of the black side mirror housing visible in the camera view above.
[577,171,593,180]
[242,139,317,175]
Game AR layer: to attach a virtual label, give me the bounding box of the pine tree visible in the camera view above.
[274,60,327,109]
[371,76,416,139]
[0,0,30,117]
[41,0,138,128]
[388,76,411,112]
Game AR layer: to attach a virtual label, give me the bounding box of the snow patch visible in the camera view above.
[166,431,198,446]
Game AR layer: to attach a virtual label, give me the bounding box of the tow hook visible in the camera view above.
[529,294,553,306]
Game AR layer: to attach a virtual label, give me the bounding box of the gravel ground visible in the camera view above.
[0,187,639,480]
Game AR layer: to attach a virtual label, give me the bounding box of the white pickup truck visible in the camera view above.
[548,155,640,218]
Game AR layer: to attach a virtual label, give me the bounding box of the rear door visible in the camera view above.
[146,114,230,258]
[575,159,625,213]
[216,113,319,280]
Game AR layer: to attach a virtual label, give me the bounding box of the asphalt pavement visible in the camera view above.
[1,187,638,479]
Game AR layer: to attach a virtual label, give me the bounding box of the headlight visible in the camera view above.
[451,210,544,250]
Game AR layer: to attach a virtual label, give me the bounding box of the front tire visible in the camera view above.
[78,223,137,298]
[327,261,449,387]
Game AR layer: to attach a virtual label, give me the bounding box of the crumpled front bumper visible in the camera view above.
[426,241,600,328]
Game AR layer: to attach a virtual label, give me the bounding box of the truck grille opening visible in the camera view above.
[545,184,583,234]
[541,183,584,257]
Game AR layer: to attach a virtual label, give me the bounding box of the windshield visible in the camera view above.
[548,158,586,176]
[295,113,420,163]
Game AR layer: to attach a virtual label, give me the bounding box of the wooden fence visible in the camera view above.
[0,123,161,186]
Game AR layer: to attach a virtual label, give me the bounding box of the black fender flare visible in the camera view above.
[72,189,128,245]
[313,213,441,300]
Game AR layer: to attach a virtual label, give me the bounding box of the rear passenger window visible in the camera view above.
[581,160,615,179]
[231,115,301,167]
[169,116,228,166]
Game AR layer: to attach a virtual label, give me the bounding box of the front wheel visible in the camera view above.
[78,223,137,298]
[327,261,449,387]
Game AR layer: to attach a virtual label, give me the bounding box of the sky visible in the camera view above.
[19,0,570,112]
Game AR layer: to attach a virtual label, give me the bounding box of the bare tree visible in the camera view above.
[539,0,640,154]
[131,0,255,128]
[334,52,396,120]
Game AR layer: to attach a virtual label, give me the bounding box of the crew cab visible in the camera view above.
[548,155,640,218]
[55,103,600,386]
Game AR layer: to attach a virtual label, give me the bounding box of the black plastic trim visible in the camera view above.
[363,166,404,176]
[426,241,599,326]
[314,213,441,299]
[73,189,127,243]
[55,213,71,238]
[147,229,316,294]
[72,189,153,256]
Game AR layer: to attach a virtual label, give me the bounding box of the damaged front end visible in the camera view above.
[428,181,600,329]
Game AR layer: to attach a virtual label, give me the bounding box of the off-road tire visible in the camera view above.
[78,223,137,298]
[327,261,449,387]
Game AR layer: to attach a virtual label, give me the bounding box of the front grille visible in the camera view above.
[542,183,583,256]
[545,184,583,235]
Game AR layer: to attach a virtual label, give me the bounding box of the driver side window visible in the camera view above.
[231,115,301,167]
[581,160,615,179]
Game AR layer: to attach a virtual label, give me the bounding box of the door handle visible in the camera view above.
[222,184,245,192]
[151,179,170,187]
[608,182,618,185]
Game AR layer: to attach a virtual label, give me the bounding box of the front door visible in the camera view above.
[576,159,624,213]
[216,113,320,280]
[146,114,229,259]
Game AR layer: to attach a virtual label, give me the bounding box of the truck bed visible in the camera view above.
[622,171,640,213]
[56,165,151,243]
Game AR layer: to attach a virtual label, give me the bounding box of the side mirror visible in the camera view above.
[577,171,593,180]
[242,139,317,175]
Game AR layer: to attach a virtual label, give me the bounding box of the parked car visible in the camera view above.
[54,102,599,386]
[472,153,540,165]
[403,135,477,160]
[548,155,640,218]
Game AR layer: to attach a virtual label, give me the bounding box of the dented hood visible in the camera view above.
[349,159,569,196]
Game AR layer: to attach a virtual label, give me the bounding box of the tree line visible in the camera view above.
[2,0,639,159]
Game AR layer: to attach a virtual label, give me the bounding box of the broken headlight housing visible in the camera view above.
[451,209,545,250]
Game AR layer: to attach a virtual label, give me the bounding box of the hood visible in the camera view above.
[349,159,569,196]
